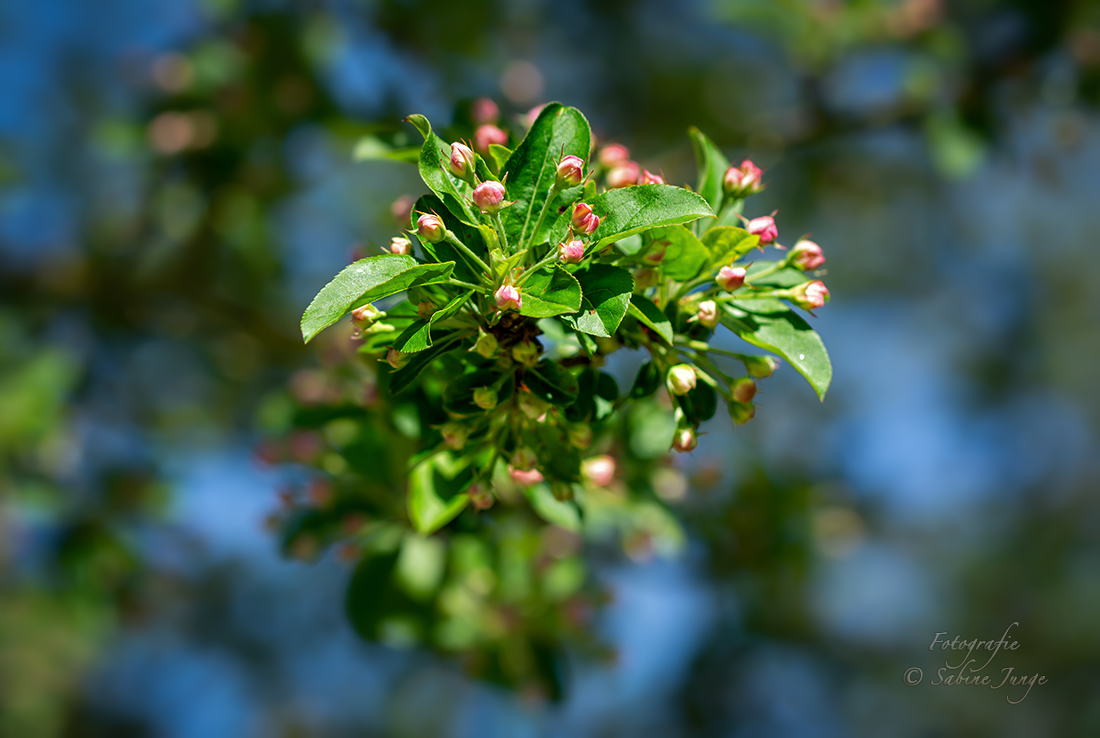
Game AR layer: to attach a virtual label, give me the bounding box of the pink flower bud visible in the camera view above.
[746,216,778,245]
[391,195,414,224]
[716,265,746,292]
[386,348,407,369]
[724,160,764,196]
[739,159,763,190]
[731,377,757,403]
[471,97,499,125]
[729,400,755,425]
[556,155,585,188]
[448,141,476,180]
[790,280,830,310]
[672,427,698,453]
[723,166,744,194]
[582,455,616,487]
[511,448,539,471]
[510,466,545,486]
[606,161,640,189]
[667,364,697,396]
[598,143,630,167]
[468,483,494,510]
[388,236,412,255]
[495,284,522,312]
[474,124,508,154]
[472,180,506,213]
[571,202,600,235]
[696,299,719,329]
[473,387,498,409]
[440,422,470,450]
[790,239,825,270]
[559,239,585,263]
[639,169,665,185]
[417,213,445,243]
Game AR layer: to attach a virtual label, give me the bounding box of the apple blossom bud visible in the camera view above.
[729,400,755,425]
[746,215,778,245]
[511,448,539,471]
[512,340,540,367]
[556,155,585,188]
[474,124,508,154]
[743,355,779,378]
[639,169,665,185]
[472,329,498,358]
[790,239,825,270]
[472,180,507,213]
[723,166,744,194]
[739,159,762,188]
[696,300,719,329]
[517,391,550,420]
[468,484,494,510]
[495,284,522,312]
[571,202,600,234]
[598,143,630,167]
[559,239,585,263]
[725,160,764,196]
[417,301,437,320]
[350,304,384,332]
[440,422,470,450]
[582,455,616,487]
[790,280,830,310]
[448,141,476,180]
[386,348,407,369]
[634,268,658,290]
[607,161,640,189]
[568,424,593,449]
[667,364,697,396]
[672,427,698,453]
[417,213,445,243]
[510,466,544,486]
[716,265,746,292]
[473,387,498,410]
[471,97,499,125]
[391,195,414,224]
[388,236,412,256]
[731,377,757,403]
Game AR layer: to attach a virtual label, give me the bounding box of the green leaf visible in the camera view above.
[549,184,714,250]
[649,226,708,281]
[346,550,429,641]
[500,103,591,247]
[688,127,728,215]
[387,332,467,395]
[442,369,515,417]
[406,114,479,225]
[629,361,661,399]
[352,135,419,163]
[412,194,489,285]
[488,144,512,170]
[675,382,718,424]
[532,422,581,482]
[720,298,832,399]
[563,264,633,337]
[519,266,583,318]
[627,294,673,345]
[301,255,455,343]
[702,226,760,266]
[745,262,807,288]
[408,452,474,534]
[524,484,581,531]
[391,293,471,353]
[523,360,579,407]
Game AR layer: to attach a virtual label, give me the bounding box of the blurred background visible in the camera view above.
[2,0,1100,735]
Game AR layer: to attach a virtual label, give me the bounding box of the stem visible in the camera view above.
[526,184,559,252]
[490,213,511,256]
[448,278,490,294]
[444,231,492,277]
[515,248,561,284]
[745,260,786,283]
[716,288,787,303]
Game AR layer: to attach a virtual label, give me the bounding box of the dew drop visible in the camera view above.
[799,354,805,360]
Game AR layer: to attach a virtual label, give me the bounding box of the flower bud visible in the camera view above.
[417,213,446,243]
[568,424,593,449]
[391,195,414,224]
[571,202,600,235]
[743,355,779,378]
[672,427,697,453]
[471,97,499,126]
[598,143,630,167]
[696,299,719,329]
[511,340,540,367]
[716,265,746,292]
[388,236,412,256]
[468,484,494,510]
[582,455,616,487]
[473,387,498,410]
[511,448,539,471]
[386,348,407,369]
[606,161,640,189]
[739,159,763,189]
[746,215,778,245]
[473,180,507,213]
[667,364,697,396]
[559,239,585,263]
[729,400,755,425]
[350,304,385,333]
[440,422,470,450]
[510,466,544,486]
[556,154,585,188]
[474,124,508,154]
[472,328,499,358]
[639,169,665,185]
[448,141,476,180]
[517,391,550,420]
[417,301,437,320]
[494,284,522,312]
[730,377,757,403]
[790,239,825,270]
[724,160,764,196]
[723,166,745,194]
[790,280,830,310]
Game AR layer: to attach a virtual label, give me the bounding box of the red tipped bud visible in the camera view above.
[582,455,616,487]
[598,144,630,167]
[672,427,698,453]
[556,154,585,188]
[474,124,508,154]
[639,169,665,185]
[417,213,445,243]
[448,141,476,180]
[571,202,600,235]
[667,364,698,396]
[606,161,640,189]
[696,299,719,329]
[716,265,746,292]
[495,284,522,312]
[471,97,499,126]
[790,240,825,270]
[724,159,764,197]
[731,377,757,404]
[388,236,412,256]
[472,180,507,213]
[790,280,830,310]
[746,215,778,245]
[559,239,585,263]
[473,387,498,410]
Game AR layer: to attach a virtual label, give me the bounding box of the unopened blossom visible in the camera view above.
[386,348,407,369]
[388,236,412,256]
[468,484,494,510]
[639,169,665,185]
[667,364,698,396]
[729,400,756,425]
[448,141,476,180]
[716,265,746,292]
[474,124,508,154]
[471,97,499,125]
[790,240,825,270]
[416,213,445,243]
[350,304,384,332]
[582,455,617,487]
[672,427,698,453]
[743,355,779,378]
[495,284,522,311]
[746,215,778,245]
[724,159,764,197]
[472,180,506,213]
[790,280,830,310]
[598,143,630,167]
[510,466,544,486]
[440,422,470,450]
[731,377,757,404]
[511,448,539,471]
[390,195,414,223]
[473,387,498,410]
[472,329,498,358]
[696,299,719,329]
[571,202,600,234]
[559,239,585,263]
[606,161,640,189]
[556,155,585,188]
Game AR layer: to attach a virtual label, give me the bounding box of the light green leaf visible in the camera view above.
[688,127,728,225]
[488,144,512,170]
[352,135,419,163]
[387,332,467,395]
[549,184,714,250]
[744,261,807,288]
[524,484,581,531]
[301,255,454,343]
[563,264,634,337]
[520,266,583,318]
[627,294,673,345]
[408,452,474,534]
[720,298,832,399]
[702,226,760,265]
[650,225,708,281]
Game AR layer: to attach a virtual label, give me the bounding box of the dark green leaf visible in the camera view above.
[346,549,434,642]
[519,266,583,318]
[720,298,832,399]
[532,422,581,482]
[412,194,489,285]
[675,382,718,424]
[562,264,633,337]
[702,226,760,265]
[392,293,470,353]
[523,360,579,407]
[627,294,673,345]
[629,361,661,399]
[407,114,479,225]
[442,369,515,417]
[548,184,714,250]
[301,255,454,343]
[649,226,708,281]
[387,332,467,395]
